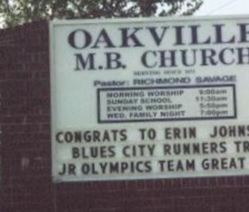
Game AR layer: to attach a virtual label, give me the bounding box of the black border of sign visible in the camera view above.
[97,84,237,124]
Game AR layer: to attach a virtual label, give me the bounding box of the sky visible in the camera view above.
[0,0,249,27]
[196,0,249,16]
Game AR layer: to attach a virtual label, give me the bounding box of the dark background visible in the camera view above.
[1,21,249,212]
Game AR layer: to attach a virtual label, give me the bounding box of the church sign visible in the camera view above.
[50,16,249,182]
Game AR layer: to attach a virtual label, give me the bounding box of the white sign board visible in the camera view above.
[50,16,249,182]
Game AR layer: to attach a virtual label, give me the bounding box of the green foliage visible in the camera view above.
[0,0,203,28]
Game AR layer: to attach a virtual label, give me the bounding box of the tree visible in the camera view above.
[0,0,203,28]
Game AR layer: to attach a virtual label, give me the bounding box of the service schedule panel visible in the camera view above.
[50,16,249,182]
